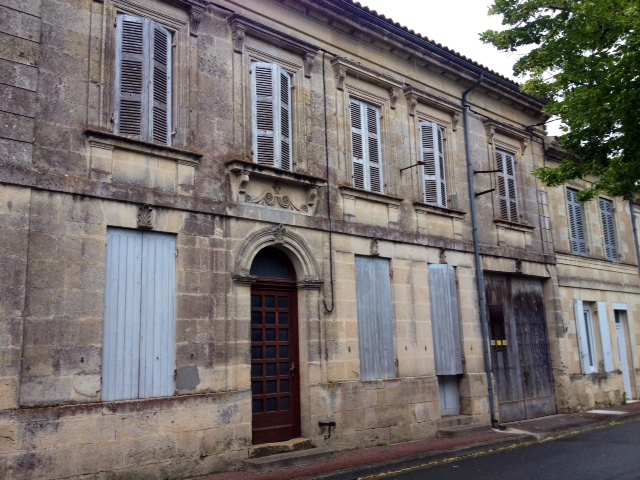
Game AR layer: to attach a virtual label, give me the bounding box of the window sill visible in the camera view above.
[338,185,403,206]
[85,129,203,166]
[493,218,535,232]
[414,202,466,219]
[226,159,326,187]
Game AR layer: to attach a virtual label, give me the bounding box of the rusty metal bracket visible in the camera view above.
[400,161,427,172]
[475,188,495,197]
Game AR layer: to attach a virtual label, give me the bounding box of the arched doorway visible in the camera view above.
[249,247,301,444]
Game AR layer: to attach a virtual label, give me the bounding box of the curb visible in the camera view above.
[304,412,640,480]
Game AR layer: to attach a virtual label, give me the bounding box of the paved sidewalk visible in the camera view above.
[194,401,640,480]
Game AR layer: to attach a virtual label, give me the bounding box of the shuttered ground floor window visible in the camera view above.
[102,228,176,401]
[355,256,396,380]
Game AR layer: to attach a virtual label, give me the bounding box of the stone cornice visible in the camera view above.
[403,86,462,130]
[484,119,531,153]
[331,56,403,108]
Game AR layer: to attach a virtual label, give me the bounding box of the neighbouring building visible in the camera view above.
[0,0,638,478]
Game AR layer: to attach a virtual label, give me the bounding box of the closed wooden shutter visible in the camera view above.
[103,229,176,401]
[350,99,383,193]
[567,188,587,255]
[599,198,617,260]
[574,300,597,373]
[496,150,518,222]
[420,122,447,206]
[115,15,172,145]
[355,256,396,380]
[429,264,463,375]
[150,23,172,145]
[252,63,292,170]
[596,302,615,372]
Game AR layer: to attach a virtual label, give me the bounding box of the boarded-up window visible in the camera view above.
[599,198,618,261]
[420,122,447,206]
[429,264,463,375]
[115,15,172,145]
[355,256,395,380]
[103,228,176,401]
[496,149,519,222]
[567,188,587,255]
[252,63,292,170]
[350,99,383,193]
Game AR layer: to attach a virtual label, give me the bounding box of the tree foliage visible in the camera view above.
[481,0,640,200]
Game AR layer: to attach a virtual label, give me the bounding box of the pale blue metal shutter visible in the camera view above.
[567,188,587,255]
[365,104,383,193]
[103,229,176,401]
[350,100,366,189]
[279,68,292,170]
[355,256,396,380]
[150,23,172,145]
[138,232,176,398]
[115,15,145,139]
[429,264,463,375]
[599,198,617,260]
[497,150,519,222]
[103,229,143,401]
[596,302,615,372]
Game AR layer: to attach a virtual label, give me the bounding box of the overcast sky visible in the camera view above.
[357,0,521,80]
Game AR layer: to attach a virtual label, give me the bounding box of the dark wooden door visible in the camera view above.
[251,286,300,444]
[485,274,555,422]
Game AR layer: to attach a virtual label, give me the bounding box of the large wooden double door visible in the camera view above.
[485,274,556,422]
[250,285,300,444]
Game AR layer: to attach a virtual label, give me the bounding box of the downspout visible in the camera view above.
[463,73,498,427]
[630,201,640,278]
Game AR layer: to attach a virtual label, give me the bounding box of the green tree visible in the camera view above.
[481,0,640,200]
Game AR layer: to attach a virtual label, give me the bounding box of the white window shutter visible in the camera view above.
[599,198,617,260]
[278,69,292,170]
[497,150,518,222]
[115,15,145,139]
[596,302,614,372]
[253,63,275,166]
[150,23,172,145]
[574,300,591,374]
[365,104,383,193]
[567,189,587,255]
[420,122,446,206]
[350,100,365,189]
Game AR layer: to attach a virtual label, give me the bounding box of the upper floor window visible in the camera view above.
[599,198,618,261]
[420,122,447,207]
[252,62,292,170]
[567,188,587,255]
[496,149,518,222]
[115,15,172,145]
[350,99,383,193]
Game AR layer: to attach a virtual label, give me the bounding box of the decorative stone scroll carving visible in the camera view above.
[251,182,309,212]
[227,14,320,74]
[483,119,530,153]
[137,204,154,230]
[330,57,403,94]
[389,87,401,110]
[177,0,207,36]
[370,238,380,256]
[402,86,463,131]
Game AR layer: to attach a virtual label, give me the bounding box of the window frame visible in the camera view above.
[419,121,448,207]
[251,61,293,170]
[349,98,384,194]
[599,197,618,261]
[114,14,173,146]
[567,187,588,255]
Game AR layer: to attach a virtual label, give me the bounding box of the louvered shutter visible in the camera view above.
[115,15,172,145]
[252,63,293,170]
[350,100,365,189]
[496,150,518,222]
[596,302,615,372]
[279,69,292,170]
[599,198,617,260]
[365,104,383,193]
[253,63,275,166]
[420,122,447,206]
[574,300,594,374]
[115,15,145,139]
[150,23,171,145]
[567,188,587,255]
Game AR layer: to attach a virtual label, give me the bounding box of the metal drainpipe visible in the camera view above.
[463,74,498,427]
[630,201,640,277]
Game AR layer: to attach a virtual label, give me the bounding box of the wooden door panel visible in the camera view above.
[251,288,300,444]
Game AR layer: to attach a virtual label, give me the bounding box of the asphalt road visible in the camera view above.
[373,420,640,480]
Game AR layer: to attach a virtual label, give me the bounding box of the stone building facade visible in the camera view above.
[0,0,638,478]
